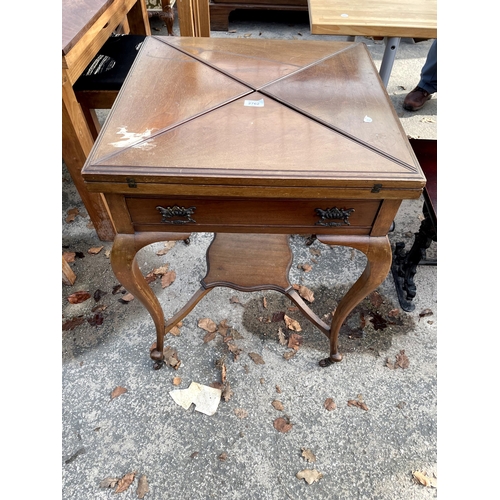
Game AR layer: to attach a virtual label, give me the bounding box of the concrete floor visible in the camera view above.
[61,10,438,500]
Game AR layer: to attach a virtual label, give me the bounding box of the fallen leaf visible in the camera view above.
[172,377,182,386]
[87,312,104,327]
[369,291,384,308]
[296,469,323,484]
[395,350,410,369]
[248,352,265,365]
[413,470,437,487]
[283,350,296,360]
[263,297,268,308]
[227,343,242,361]
[294,284,315,302]
[198,318,217,333]
[271,400,284,411]
[284,315,302,332]
[299,263,312,272]
[347,399,369,411]
[273,417,293,433]
[115,471,135,493]
[169,325,181,336]
[161,270,176,288]
[222,383,233,402]
[229,296,240,304]
[164,346,181,370]
[110,386,127,400]
[388,308,400,317]
[218,319,230,336]
[419,308,434,319]
[301,448,317,463]
[288,333,303,351]
[272,311,285,322]
[66,207,79,223]
[120,293,134,303]
[136,475,149,499]
[324,398,336,411]
[93,289,107,302]
[112,284,125,295]
[218,452,228,461]
[99,477,119,488]
[62,252,76,263]
[62,316,85,330]
[203,331,217,343]
[88,246,103,255]
[234,408,248,418]
[153,264,169,275]
[309,248,321,257]
[67,291,91,304]
[276,385,282,393]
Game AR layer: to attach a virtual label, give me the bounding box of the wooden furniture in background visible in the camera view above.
[209,0,308,31]
[391,138,437,311]
[82,37,426,368]
[177,0,211,35]
[62,0,151,242]
[307,0,437,86]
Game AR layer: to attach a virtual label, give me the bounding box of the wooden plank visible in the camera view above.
[177,0,195,36]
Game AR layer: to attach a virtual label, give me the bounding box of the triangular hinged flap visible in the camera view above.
[162,37,354,89]
[88,37,252,162]
[262,43,417,168]
[92,92,414,180]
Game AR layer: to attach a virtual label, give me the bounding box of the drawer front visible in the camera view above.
[125,197,381,234]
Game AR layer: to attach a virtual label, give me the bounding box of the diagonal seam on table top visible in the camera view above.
[90,37,417,173]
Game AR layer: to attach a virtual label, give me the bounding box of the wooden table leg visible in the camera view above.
[316,235,392,367]
[62,72,116,241]
[110,232,192,369]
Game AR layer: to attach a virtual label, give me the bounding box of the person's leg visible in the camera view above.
[403,40,437,111]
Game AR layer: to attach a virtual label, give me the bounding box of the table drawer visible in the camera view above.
[125,197,381,234]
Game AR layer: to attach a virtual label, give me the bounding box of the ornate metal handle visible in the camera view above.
[315,207,354,226]
[156,205,196,225]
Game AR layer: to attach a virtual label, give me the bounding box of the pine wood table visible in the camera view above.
[62,0,151,241]
[307,0,437,86]
[82,37,426,368]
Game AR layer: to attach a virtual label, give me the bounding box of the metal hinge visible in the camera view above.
[126,178,137,188]
[371,183,382,193]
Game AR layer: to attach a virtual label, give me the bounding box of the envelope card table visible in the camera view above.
[82,37,426,368]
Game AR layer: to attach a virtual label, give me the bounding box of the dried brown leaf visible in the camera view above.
[218,319,230,336]
[88,246,103,255]
[419,308,434,319]
[295,284,315,302]
[369,291,384,308]
[296,469,323,484]
[395,350,410,369]
[229,296,240,304]
[278,326,287,345]
[62,316,85,331]
[271,400,284,411]
[156,241,176,255]
[227,343,242,361]
[299,263,312,272]
[284,315,302,332]
[115,471,135,493]
[273,417,293,433]
[169,325,181,336]
[222,383,233,402]
[324,398,336,411]
[67,291,91,304]
[413,471,437,487]
[63,252,76,263]
[263,297,268,308]
[301,448,317,463]
[136,474,149,499]
[248,352,265,365]
[110,386,127,400]
[347,399,369,411]
[203,331,217,343]
[121,293,134,302]
[66,208,79,223]
[283,350,296,360]
[218,452,228,461]
[172,377,182,386]
[276,385,282,393]
[164,346,181,370]
[234,408,248,418]
[161,270,176,288]
[198,318,217,333]
[288,333,303,351]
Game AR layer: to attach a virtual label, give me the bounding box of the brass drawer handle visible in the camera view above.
[315,207,354,226]
[156,205,196,225]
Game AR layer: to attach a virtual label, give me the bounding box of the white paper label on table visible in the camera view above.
[244,99,265,107]
[169,382,222,416]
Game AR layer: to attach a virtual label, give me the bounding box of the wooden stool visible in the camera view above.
[391,138,437,311]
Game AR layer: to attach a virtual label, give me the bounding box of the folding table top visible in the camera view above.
[83,37,425,195]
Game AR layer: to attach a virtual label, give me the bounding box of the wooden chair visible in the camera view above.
[391,138,437,311]
[73,34,147,141]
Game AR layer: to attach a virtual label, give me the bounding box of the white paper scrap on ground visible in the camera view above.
[169,382,222,416]
[363,115,373,123]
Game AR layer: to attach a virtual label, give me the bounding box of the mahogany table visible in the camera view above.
[62,0,151,242]
[307,0,437,86]
[82,37,426,368]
